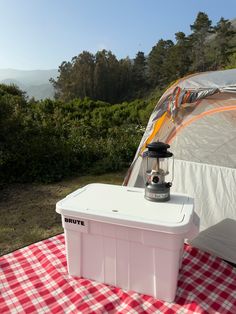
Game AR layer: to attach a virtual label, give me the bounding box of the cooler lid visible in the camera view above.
[56,183,194,233]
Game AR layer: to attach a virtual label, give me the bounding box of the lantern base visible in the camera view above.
[145,183,170,202]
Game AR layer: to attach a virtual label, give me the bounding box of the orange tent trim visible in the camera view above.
[167,105,236,144]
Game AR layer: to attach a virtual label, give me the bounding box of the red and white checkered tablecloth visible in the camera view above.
[1,234,236,314]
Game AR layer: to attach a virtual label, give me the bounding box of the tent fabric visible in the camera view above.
[124,69,236,232]
[189,219,236,264]
[133,69,236,159]
[168,102,236,168]
[1,234,236,314]
[170,159,236,230]
[173,69,236,90]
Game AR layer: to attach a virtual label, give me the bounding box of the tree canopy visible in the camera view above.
[51,12,236,103]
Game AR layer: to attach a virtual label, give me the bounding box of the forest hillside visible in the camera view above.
[1,12,236,184]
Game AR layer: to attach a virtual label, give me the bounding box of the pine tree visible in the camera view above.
[118,57,133,101]
[72,51,95,99]
[94,50,120,103]
[132,51,147,93]
[50,61,73,101]
[214,18,236,67]
[190,12,213,71]
[147,39,174,87]
[174,32,192,77]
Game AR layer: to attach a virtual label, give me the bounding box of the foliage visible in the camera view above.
[148,39,175,87]
[51,13,236,104]
[51,50,136,104]
[1,12,236,183]
[0,89,146,183]
[213,18,236,67]
[189,12,214,71]
[225,53,236,69]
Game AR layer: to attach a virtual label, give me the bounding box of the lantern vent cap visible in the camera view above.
[146,141,173,158]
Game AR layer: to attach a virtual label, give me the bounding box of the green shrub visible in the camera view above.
[0,89,146,183]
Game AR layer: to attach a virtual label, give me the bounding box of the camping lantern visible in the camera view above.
[144,142,173,202]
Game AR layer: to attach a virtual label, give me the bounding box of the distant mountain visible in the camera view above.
[0,69,58,100]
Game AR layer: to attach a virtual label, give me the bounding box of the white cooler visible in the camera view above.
[56,183,198,302]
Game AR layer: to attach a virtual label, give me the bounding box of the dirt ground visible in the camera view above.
[0,172,125,256]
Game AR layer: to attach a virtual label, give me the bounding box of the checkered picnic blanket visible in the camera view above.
[1,234,236,314]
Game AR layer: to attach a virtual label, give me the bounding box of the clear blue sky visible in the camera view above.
[0,0,235,70]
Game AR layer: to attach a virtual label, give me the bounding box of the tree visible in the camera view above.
[0,84,27,180]
[106,51,120,102]
[147,39,174,87]
[93,50,121,103]
[190,12,213,71]
[225,52,236,69]
[213,18,236,67]
[50,12,236,103]
[50,61,73,101]
[72,51,95,98]
[132,51,148,93]
[173,32,192,77]
[51,52,95,101]
[94,50,110,101]
[118,57,133,101]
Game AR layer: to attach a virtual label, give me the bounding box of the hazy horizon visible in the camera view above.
[0,68,57,100]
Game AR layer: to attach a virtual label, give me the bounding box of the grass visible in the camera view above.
[0,172,125,256]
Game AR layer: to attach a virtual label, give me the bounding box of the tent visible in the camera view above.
[124,68,236,262]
